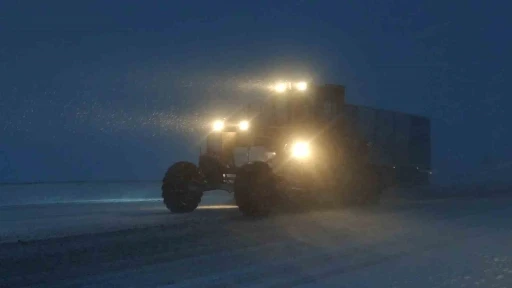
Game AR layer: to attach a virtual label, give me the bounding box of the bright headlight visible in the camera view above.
[291,141,310,159]
[295,82,308,91]
[239,120,249,131]
[274,82,288,93]
[212,120,224,132]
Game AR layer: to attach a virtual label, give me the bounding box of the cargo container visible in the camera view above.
[343,104,431,185]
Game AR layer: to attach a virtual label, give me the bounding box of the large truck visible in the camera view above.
[161,82,431,216]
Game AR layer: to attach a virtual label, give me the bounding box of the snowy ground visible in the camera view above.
[0,191,234,244]
[0,183,511,287]
[0,182,164,206]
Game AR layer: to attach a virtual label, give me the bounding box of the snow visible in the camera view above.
[0,182,163,206]
[2,180,511,209]
[0,184,233,243]
[296,208,512,288]
[0,183,511,287]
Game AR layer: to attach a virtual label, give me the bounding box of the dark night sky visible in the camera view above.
[0,0,511,184]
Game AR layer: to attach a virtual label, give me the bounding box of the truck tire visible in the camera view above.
[234,162,275,216]
[162,161,203,213]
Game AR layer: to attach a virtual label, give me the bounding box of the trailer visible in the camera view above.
[343,104,431,186]
[161,82,431,216]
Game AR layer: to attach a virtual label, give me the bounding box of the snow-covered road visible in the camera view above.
[0,190,511,287]
[0,190,234,244]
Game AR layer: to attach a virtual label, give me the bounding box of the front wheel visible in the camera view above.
[162,161,203,213]
[234,162,276,217]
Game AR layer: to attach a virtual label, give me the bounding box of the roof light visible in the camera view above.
[212,120,224,132]
[295,82,308,91]
[238,120,249,131]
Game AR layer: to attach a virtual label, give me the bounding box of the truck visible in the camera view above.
[161,82,431,216]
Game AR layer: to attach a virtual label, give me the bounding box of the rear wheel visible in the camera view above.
[234,162,276,216]
[162,161,203,213]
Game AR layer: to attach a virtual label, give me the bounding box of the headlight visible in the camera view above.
[212,120,224,132]
[295,81,307,91]
[291,141,310,159]
[238,120,249,131]
[273,82,288,93]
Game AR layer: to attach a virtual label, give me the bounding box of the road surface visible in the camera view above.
[0,190,511,287]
